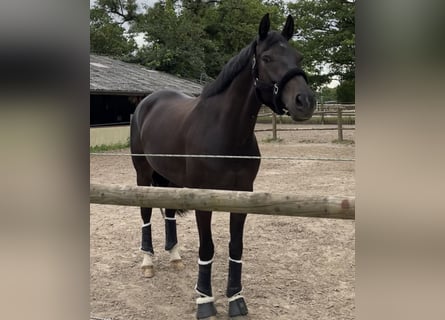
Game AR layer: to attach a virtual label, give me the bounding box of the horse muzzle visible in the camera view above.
[286,91,316,121]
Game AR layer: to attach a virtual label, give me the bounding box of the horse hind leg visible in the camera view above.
[164,208,185,270]
[140,209,155,278]
[152,171,185,271]
[131,154,156,278]
[130,116,158,277]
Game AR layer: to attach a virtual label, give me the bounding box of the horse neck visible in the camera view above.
[219,65,262,137]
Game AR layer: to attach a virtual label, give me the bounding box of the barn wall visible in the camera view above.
[90,125,130,147]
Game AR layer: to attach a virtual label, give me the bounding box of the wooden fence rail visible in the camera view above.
[90,184,355,220]
[259,106,355,141]
[255,127,355,132]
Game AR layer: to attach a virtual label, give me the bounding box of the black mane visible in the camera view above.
[201,40,257,99]
[200,32,289,99]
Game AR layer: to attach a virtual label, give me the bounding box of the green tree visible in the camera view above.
[131,0,207,79]
[90,6,136,57]
[318,86,337,103]
[336,79,355,103]
[189,0,285,78]
[129,0,285,80]
[95,0,139,24]
[287,0,355,90]
[90,0,354,91]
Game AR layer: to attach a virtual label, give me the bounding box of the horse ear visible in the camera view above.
[258,13,270,40]
[281,15,294,41]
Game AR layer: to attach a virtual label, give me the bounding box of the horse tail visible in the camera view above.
[152,171,188,217]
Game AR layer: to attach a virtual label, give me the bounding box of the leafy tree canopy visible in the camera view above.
[288,0,355,89]
[90,0,355,94]
[90,5,136,57]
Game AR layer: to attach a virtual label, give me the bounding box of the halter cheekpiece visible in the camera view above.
[252,55,308,115]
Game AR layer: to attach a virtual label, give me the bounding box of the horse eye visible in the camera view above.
[262,55,272,63]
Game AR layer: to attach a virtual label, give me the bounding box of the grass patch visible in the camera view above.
[90,140,130,152]
[299,139,318,144]
[332,139,355,145]
[256,115,355,125]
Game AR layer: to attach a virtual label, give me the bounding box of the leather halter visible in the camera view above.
[252,55,308,115]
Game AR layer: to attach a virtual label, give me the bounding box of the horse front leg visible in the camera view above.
[195,210,217,319]
[227,212,249,317]
[164,208,184,270]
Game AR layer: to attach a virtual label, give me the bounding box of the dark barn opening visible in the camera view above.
[90,94,143,127]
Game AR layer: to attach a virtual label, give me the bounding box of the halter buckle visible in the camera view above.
[273,83,279,95]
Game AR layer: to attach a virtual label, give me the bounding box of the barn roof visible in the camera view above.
[90,54,203,97]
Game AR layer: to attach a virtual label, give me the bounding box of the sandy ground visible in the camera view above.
[90,123,355,320]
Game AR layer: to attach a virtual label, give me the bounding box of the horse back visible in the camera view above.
[134,90,195,126]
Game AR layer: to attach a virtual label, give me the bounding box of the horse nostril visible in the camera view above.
[296,94,304,106]
[296,94,316,109]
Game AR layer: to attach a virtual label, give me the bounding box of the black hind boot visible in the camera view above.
[141,222,154,255]
[164,216,178,251]
[141,221,155,277]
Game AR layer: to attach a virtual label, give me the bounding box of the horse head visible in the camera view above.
[253,14,316,121]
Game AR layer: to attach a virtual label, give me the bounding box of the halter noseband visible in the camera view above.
[252,55,308,115]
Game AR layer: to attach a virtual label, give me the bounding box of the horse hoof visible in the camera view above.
[141,265,154,278]
[196,302,217,319]
[170,259,185,270]
[228,296,248,318]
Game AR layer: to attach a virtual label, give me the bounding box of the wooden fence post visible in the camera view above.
[272,113,277,140]
[337,107,343,142]
[320,100,325,124]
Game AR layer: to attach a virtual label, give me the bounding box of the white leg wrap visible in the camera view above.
[141,252,153,267]
[196,296,215,304]
[142,222,151,228]
[164,216,176,221]
[198,258,214,265]
[228,293,244,302]
[229,257,242,264]
[169,244,181,261]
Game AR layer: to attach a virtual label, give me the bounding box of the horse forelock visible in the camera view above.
[258,31,289,52]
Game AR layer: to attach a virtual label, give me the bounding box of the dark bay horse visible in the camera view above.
[130,14,315,319]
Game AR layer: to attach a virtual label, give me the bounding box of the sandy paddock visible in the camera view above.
[90,123,355,320]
